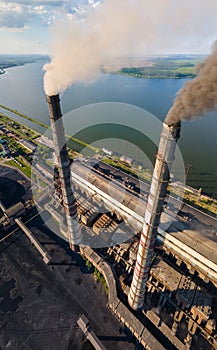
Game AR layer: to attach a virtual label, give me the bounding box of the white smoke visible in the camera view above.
[44,0,217,96]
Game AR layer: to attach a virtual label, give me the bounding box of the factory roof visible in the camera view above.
[6,202,25,218]
[19,139,36,152]
[150,259,182,291]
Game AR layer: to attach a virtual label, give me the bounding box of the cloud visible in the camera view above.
[0,1,32,28]
[0,25,28,32]
[3,0,63,6]
[88,0,101,7]
[0,0,102,29]
[0,0,56,29]
[33,5,47,15]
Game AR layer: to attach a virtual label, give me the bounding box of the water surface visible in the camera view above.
[0,63,216,197]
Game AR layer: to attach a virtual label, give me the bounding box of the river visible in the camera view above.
[0,62,216,198]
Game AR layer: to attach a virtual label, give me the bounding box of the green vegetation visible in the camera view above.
[67,136,100,154]
[184,190,217,216]
[83,258,108,294]
[103,157,217,217]
[85,259,93,270]
[0,106,99,155]
[114,58,202,79]
[0,104,48,128]
[5,158,31,178]
[94,268,108,295]
[1,103,217,217]
[0,54,48,75]
[37,143,53,160]
[0,112,40,140]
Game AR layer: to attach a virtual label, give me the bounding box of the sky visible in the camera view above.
[0,0,217,55]
[0,0,101,54]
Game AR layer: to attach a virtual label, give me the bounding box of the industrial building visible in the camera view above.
[32,151,217,348]
[18,139,36,153]
[0,139,10,157]
[1,91,217,350]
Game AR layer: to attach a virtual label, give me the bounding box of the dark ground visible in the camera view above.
[0,166,32,208]
[0,167,136,350]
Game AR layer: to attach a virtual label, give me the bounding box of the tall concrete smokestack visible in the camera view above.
[128,121,181,310]
[46,94,81,251]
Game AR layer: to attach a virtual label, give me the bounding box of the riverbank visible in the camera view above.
[0,109,217,218]
[113,69,195,79]
[109,56,204,79]
[0,54,48,76]
[1,59,216,199]
[0,104,48,128]
[0,105,99,154]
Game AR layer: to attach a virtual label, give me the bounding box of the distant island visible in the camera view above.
[109,54,206,79]
[0,54,49,75]
[0,53,206,79]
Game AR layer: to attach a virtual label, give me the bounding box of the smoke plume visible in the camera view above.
[44,0,217,96]
[166,41,217,125]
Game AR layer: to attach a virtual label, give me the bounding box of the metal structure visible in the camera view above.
[70,162,217,286]
[15,218,51,264]
[35,148,217,286]
[128,121,181,310]
[46,94,81,251]
[77,314,107,350]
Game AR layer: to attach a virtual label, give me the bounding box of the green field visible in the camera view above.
[5,158,31,178]
[114,56,204,79]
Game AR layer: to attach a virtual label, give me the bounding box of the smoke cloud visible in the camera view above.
[166,41,217,125]
[44,0,217,96]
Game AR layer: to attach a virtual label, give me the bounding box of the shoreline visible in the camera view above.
[112,71,195,79]
[0,109,217,217]
[0,104,48,129]
[0,56,48,77]
[0,105,99,153]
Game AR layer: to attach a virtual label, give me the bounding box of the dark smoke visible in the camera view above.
[166,41,217,125]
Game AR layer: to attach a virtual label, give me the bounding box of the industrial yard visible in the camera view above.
[0,93,217,350]
[1,156,217,349]
[0,167,137,350]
